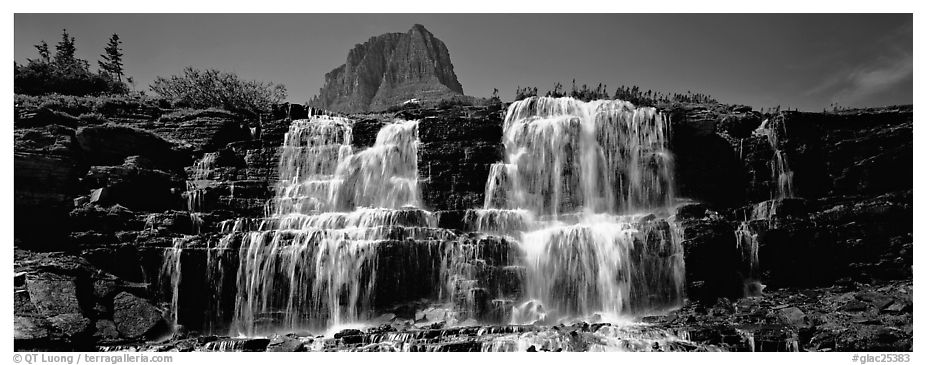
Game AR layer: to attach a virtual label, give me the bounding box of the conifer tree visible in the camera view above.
[98,33,125,81]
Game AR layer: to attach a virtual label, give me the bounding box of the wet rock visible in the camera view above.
[751,198,808,220]
[334,329,363,339]
[267,334,307,352]
[675,203,708,220]
[113,291,166,339]
[201,338,271,352]
[777,307,810,329]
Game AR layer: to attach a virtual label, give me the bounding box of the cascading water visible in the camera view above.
[187,152,218,233]
[469,96,685,324]
[230,116,436,336]
[735,221,763,297]
[754,118,794,199]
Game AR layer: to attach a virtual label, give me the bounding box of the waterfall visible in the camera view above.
[187,152,218,233]
[230,116,434,335]
[470,97,684,324]
[734,221,763,296]
[754,118,794,198]
[159,238,184,328]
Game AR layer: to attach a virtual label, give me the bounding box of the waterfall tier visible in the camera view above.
[470,97,685,324]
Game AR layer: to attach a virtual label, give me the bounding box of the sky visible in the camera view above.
[14,13,913,111]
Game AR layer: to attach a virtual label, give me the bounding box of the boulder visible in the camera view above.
[113,291,166,339]
[778,307,810,329]
[266,334,307,352]
[25,272,87,318]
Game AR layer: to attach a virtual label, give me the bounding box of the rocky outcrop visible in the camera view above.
[75,124,187,170]
[310,24,464,113]
[136,109,251,153]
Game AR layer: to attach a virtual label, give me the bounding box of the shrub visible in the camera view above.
[149,67,287,115]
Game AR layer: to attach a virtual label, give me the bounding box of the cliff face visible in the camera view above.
[310,24,464,113]
[12,94,913,351]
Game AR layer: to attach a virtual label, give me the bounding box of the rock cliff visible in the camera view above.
[309,24,464,113]
[12,95,912,351]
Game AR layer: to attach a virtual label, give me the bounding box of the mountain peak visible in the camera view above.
[309,25,464,113]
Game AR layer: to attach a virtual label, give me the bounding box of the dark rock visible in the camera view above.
[14,125,85,249]
[76,124,186,170]
[669,107,747,208]
[139,109,250,153]
[750,198,808,220]
[16,108,81,128]
[675,203,708,220]
[112,291,166,339]
[675,218,741,300]
[81,163,181,211]
[69,203,138,233]
[333,328,362,339]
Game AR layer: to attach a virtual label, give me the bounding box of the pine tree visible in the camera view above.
[53,29,77,67]
[98,33,124,81]
[34,41,50,63]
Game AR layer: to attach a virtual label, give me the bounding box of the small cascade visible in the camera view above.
[159,238,184,328]
[754,119,794,198]
[204,235,237,333]
[468,97,684,324]
[187,152,218,233]
[734,221,763,297]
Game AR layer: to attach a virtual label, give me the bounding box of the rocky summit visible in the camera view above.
[309,24,464,113]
